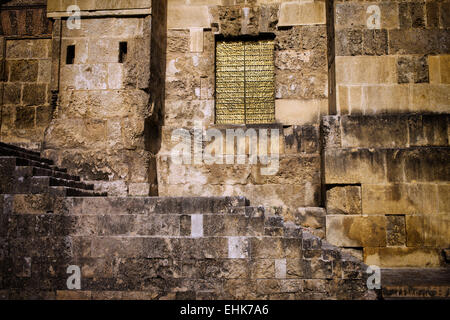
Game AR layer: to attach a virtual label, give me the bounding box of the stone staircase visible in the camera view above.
[1,195,377,300]
[0,142,106,197]
[0,142,373,299]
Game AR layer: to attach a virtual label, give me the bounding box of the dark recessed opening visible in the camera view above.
[119,42,128,63]
[66,45,75,65]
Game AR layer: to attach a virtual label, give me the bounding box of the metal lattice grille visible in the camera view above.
[216,39,275,124]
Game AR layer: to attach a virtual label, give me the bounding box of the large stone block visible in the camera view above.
[397,55,429,84]
[335,2,398,30]
[336,56,397,85]
[62,18,144,39]
[402,148,450,182]
[386,215,406,246]
[339,115,408,148]
[15,107,35,130]
[278,1,326,26]
[406,215,450,247]
[408,114,448,147]
[22,83,47,106]
[362,183,438,215]
[8,59,39,82]
[325,148,386,184]
[336,29,362,56]
[60,64,108,90]
[326,186,362,215]
[362,85,410,114]
[275,25,327,51]
[326,215,387,247]
[363,30,388,56]
[168,5,210,29]
[2,83,21,105]
[364,247,442,268]
[45,119,107,150]
[389,29,439,55]
[6,39,50,59]
[276,69,328,100]
[275,99,328,125]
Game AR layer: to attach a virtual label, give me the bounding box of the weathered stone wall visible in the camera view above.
[335,0,450,115]
[159,0,328,209]
[323,114,450,267]
[0,192,376,300]
[0,1,53,150]
[41,1,164,197]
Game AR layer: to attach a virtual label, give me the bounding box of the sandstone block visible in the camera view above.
[275,99,328,125]
[2,83,21,105]
[408,114,448,147]
[293,207,325,230]
[363,30,388,56]
[326,186,362,215]
[336,29,362,56]
[278,1,326,26]
[389,29,439,55]
[362,85,409,114]
[397,55,429,84]
[15,107,35,130]
[325,148,386,184]
[22,83,47,106]
[362,183,438,215]
[8,59,39,82]
[406,215,450,247]
[364,247,442,268]
[336,56,397,85]
[168,5,210,29]
[340,115,408,148]
[386,215,406,246]
[326,215,387,247]
[6,39,50,59]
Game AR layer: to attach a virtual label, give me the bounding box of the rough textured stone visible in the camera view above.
[326,186,362,215]
[397,56,429,84]
[326,215,387,247]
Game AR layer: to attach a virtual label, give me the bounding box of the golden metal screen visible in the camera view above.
[215,39,275,124]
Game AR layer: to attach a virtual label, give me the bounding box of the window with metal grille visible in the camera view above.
[215,39,275,124]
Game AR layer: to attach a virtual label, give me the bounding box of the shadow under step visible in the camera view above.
[15,166,80,181]
[31,176,94,191]
[0,145,53,165]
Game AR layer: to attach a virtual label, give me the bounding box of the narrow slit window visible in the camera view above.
[119,42,128,63]
[66,45,75,65]
[215,38,275,124]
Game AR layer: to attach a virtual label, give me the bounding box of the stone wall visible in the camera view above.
[159,0,329,208]
[323,114,450,267]
[0,192,376,300]
[335,0,450,115]
[0,0,53,150]
[40,0,164,197]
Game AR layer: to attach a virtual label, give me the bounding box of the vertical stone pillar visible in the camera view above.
[0,36,5,141]
[49,18,61,113]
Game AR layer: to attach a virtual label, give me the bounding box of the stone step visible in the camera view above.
[51,187,106,197]
[31,176,94,191]
[381,268,450,300]
[11,157,67,173]
[15,166,80,182]
[61,196,249,215]
[1,196,376,300]
[0,141,41,158]
[0,145,53,165]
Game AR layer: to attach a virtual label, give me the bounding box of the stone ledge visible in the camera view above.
[47,8,152,18]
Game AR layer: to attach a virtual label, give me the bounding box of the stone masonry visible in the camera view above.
[0,0,449,300]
